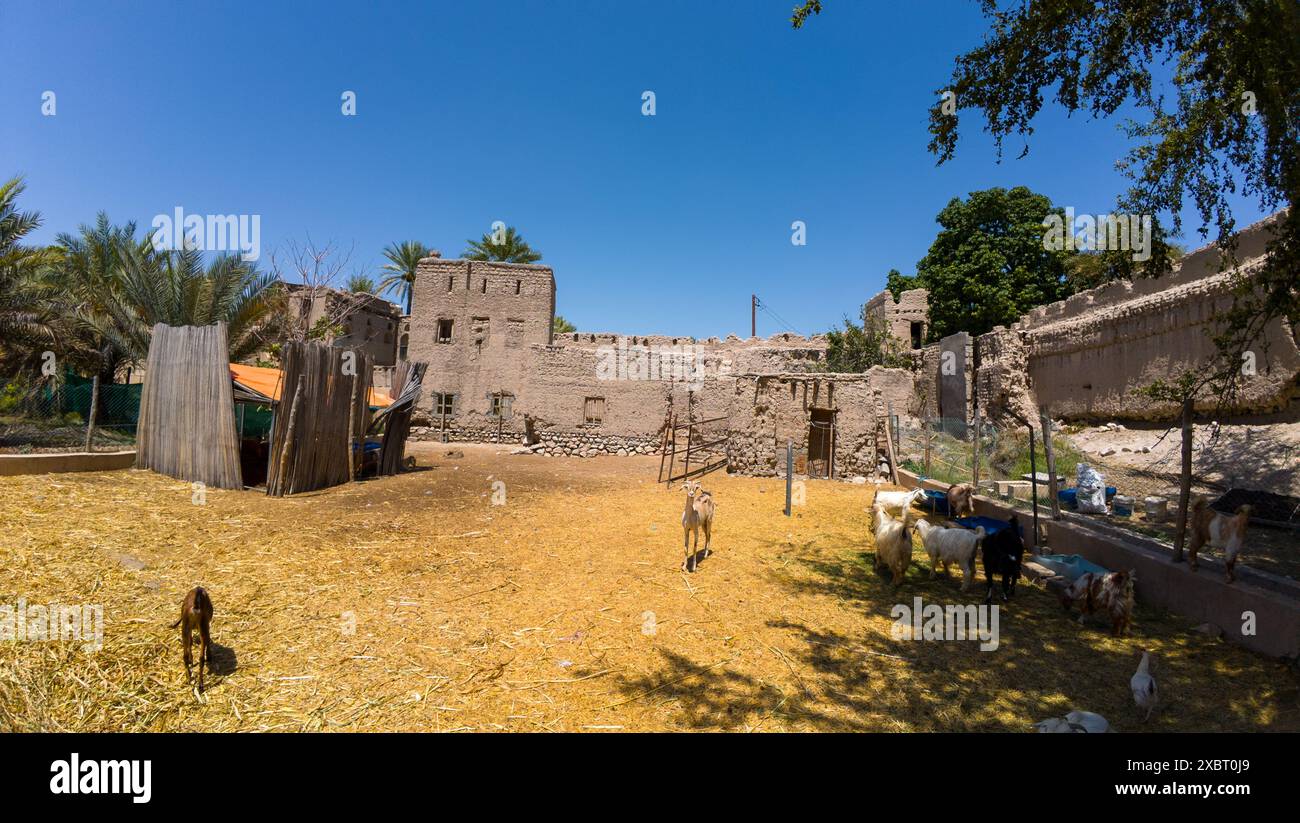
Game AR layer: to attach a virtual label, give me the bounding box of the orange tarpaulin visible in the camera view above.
[230,362,393,408]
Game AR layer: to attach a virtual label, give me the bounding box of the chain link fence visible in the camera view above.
[896,415,1300,583]
[0,377,140,453]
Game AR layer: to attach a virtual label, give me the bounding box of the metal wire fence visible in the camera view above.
[895,415,1300,582]
[0,377,140,453]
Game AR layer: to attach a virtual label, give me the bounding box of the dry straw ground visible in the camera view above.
[1,443,1296,731]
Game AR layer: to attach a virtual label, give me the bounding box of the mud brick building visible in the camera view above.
[399,214,1298,475]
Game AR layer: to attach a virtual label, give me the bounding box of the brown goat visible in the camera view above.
[681,480,715,572]
[1187,499,1252,583]
[946,483,975,518]
[171,587,214,691]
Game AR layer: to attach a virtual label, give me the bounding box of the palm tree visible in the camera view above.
[346,273,378,294]
[105,246,280,363]
[378,241,429,315]
[52,212,147,380]
[463,225,542,264]
[0,177,63,378]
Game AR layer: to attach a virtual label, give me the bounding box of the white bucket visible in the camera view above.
[1144,496,1168,522]
[1113,495,1134,517]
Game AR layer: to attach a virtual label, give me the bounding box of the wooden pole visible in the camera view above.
[1027,422,1040,547]
[657,411,672,484]
[923,420,932,478]
[1172,396,1194,562]
[669,420,678,486]
[346,370,358,482]
[683,420,692,482]
[83,373,100,453]
[784,440,793,516]
[1041,406,1061,520]
[829,413,836,480]
[276,375,305,495]
[883,418,900,485]
[971,407,982,487]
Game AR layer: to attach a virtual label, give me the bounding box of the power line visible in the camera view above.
[753,294,803,337]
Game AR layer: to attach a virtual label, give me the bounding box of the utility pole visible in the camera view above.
[751,294,757,338]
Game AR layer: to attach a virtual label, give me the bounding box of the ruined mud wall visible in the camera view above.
[976,217,1300,422]
[726,369,915,478]
[865,288,928,348]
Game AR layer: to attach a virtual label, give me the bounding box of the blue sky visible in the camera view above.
[1,0,1269,338]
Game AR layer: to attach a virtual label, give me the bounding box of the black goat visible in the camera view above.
[981,516,1025,604]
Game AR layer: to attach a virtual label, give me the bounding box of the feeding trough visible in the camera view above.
[954,515,1022,536]
[1058,486,1117,510]
[921,488,951,515]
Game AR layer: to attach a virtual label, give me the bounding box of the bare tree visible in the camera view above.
[267,237,380,347]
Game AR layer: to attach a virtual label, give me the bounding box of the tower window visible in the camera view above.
[437,319,454,343]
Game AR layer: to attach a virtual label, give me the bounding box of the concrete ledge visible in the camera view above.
[898,469,1300,658]
[0,450,137,476]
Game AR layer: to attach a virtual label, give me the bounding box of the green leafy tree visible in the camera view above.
[887,187,1073,341]
[463,225,542,264]
[823,307,910,372]
[552,315,577,335]
[378,241,429,315]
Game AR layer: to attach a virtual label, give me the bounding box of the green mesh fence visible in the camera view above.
[1,375,140,452]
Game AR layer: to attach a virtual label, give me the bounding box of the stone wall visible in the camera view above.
[976,215,1300,422]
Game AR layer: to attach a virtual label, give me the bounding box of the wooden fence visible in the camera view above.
[266,341,372,496]
[657,414,728,486]
[135,322,243,489]
[375,360,427,476]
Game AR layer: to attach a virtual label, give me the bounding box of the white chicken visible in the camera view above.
[1130,650,1158,721]
[1033,710,1110,733]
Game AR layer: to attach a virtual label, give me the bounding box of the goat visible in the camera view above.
[171,586,214,692]
[1187,499,1252,583]
[946,483,975,518]
[1059,570,1135,636]
[873,504,914,587]
[872,488,925,521]
[981,516,1025,604]
[915,519,984,591]
[680,480,715,572]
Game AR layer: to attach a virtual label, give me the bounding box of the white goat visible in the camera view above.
[680,480,715,572]
[873,504,913,587]
[872,488,925,521]
[915,519,985,591]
